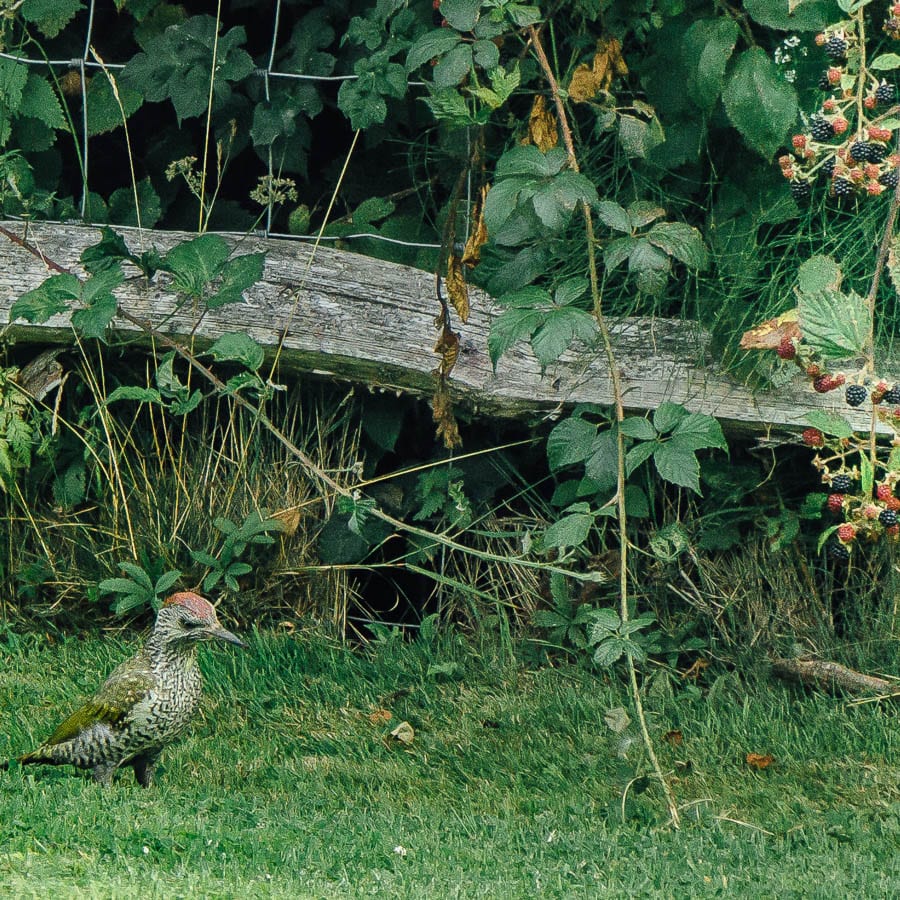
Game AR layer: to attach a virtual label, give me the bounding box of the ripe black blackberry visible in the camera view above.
[868,143,887,163]
[850,140,872,162]
[882,386,900,404]
[790,180,812,201]
[832,177,854,197]
[875,81,896,103]
[818,71,832,90]
[880,508,899,527]
[828,539,851,561]
[831,473,854,493]
[822,155,837,178]
[880,169,899,189]
[845,384,867,406]
[824,34,848,59]
[810,116,834,141]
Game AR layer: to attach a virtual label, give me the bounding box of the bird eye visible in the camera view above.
[183,620,203,629]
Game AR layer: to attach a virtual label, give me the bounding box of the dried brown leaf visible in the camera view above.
[462,185,489,268]
[662,729,684,746]
[680,658,709,681]
[746,752,774,770]
[739,310,801,350]
[528,94,558,151]
[568,37,628,104]
[271,507,301,536]
[368,708,393,725]
[433,325,460,379]
[446,255,470,323]
[432,384,462,449]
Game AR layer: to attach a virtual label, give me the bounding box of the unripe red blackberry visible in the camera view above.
[827,493,845,514]
[802,428,825,447]
[837,522,856,542]
[776,336,797,359]
[876,483,893,501]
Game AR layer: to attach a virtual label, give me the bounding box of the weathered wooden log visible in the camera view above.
[771,657,898,696]
[0,220,875,432]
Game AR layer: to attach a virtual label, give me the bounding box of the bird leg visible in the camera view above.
[130,752,160,787]
[91,761,117,785]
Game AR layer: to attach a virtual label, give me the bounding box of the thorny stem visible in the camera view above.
[527,25,680,829]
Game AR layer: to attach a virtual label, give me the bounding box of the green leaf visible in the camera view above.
[119,562,154,590]
[207,333,265,371]
[10,274,81,323]
[164,234,230,296]
[595,201,631,233]
[440,0,481,31]
[618,114,665,159]
[653,442,701,493]
[0,59,29,114]
[434,43,474,89]
[530,308,597,368]
[682,18,739,112]
[81,227,132,274]
[21,0,83,37]
[625,440,657,476]
[646,221,709,270]
[628,241,671,294]
[406,29,462,72]
[653,402,689,434]
[805,410,854,438]
[19,74,66,130]
[496,145,568,179]
[154,570,182,594]
[584,428,619,492]
[72,294,117,340]
[487,308,542,368]
[627,202,666,229]
[799,289,868,358]
[547,417,598,470]
[106,386,163,404]
[109,179,162,229]
[743,0,835,30]
[592,638,628,667]
[722,48,798,158]
[670,412,727,451]
[208,253,265,308]
[543,508,593,550]
[98,577,142,596]
[798,255,841,294]
[85,74,144,136]
[604,237,639,271]
[870,54,900,72]
[620,417,657,440]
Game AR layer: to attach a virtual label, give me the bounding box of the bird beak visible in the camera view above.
[210,626,247,648]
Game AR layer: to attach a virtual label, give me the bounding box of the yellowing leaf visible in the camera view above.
[527,94,558,151]
[433,383,462,449]
[568,37,629,104]
[434,325,460,379]
[739,310,801,350]
[446,255,470,323]
[368,708,393,725]
[462,185,489,268]
[271,507,301,536]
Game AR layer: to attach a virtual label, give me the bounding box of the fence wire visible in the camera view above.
[1,0,445,250]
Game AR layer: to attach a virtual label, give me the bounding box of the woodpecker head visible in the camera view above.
[154,592,246,648]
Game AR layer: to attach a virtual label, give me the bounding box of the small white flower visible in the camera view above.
[393,845,408,857]
[142,846,150,855]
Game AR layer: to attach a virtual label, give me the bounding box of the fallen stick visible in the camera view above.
[771,657,897,696]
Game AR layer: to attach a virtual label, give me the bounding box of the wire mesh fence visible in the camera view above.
[0,0,446,252]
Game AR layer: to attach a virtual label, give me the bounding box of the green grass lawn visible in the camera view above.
[1,626,898,898]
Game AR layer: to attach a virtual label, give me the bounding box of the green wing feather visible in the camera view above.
[39,660,155,747]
